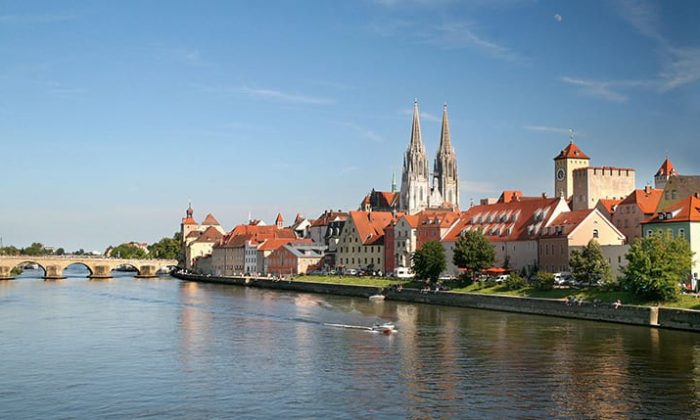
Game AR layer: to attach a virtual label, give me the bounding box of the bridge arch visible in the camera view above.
[111,263,141,276]
[62,262,94,277]
[11,260,47,278]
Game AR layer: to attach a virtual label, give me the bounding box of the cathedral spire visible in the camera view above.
[409,98,424,153]
[438,103,453,154]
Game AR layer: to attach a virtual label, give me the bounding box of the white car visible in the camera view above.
[494,274,510,283]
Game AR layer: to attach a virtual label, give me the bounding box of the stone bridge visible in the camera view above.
[0,256,178,280]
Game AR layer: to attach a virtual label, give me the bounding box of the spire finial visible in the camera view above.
[414,97,418,106]
[569,128,575,144]
[443,102,447,110]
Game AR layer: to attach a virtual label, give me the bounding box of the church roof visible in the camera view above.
[202,213,220,226]
[655,158,678,177]
[192,226,224,244]
[554,142,589,160]
[349,211,395,245]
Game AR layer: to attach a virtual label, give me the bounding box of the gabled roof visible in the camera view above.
[619,188,663,214]
[192,226,224,244]
[202,213,220,226]
[348,211,395,245]
[275,213,284,224]
[186,230,202,239]
[257,238,310,252]
[597,199,622,215]
[310,210,348,227]
[181,216,197,225]
[539,209,595,237]
[554,142,589,160]
[655,158,678,177]
[417,209,460,228]
[218,224,297,248]
[643,194,700,224]
[360,190,399,210]
[443,197,564,242]
[280,243,327,258]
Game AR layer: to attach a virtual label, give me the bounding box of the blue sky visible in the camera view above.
[1,0,699,251]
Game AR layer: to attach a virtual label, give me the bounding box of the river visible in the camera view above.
[1,266,700,418]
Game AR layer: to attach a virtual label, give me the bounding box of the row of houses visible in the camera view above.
[179,141,700,281]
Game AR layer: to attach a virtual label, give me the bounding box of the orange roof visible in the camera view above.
[192,226,224,243]
[655,158,678,177]
[257,238,311,252]
[219,224,297,248]
[186,230,202,239]
[360,190,399,210]
[202,213,220,226]
[619,188,664,214]
[181,216,197,225]
[401,214,420,228]
[443,197,563,242]
[642,194,700,224]
[540,209,595,237]
[349,211,395,245]
[275,213,284,224]
[554,142,589,160]
[417,209,460,228]
[499,191,523,203]
[597,199,622,215]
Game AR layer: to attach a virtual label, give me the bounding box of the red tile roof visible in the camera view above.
[499,191,523,203]
[554,142,589,160]
[181,216,197,225]
[202,213,220,226]
[349,211,395,245]
[257,238,311,252]
[539,209,595,237]
[597,199,622,215]
[573,166,635,172]
[275,213,284,224]
[619,188,664,214]
[655,158,678,177]
[642,194,700,224]
[219,224,297,248]
[192,226,224,243]
[443,197,563,242]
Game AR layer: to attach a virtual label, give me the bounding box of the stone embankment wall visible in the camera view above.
[172,272,700,332]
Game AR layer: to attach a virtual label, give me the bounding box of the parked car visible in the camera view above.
[344,268,358,275]
[394,267,415,279]
[494,274,510,284]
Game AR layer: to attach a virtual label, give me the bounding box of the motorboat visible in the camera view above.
[368,294,385,301]
[371,322,396,334]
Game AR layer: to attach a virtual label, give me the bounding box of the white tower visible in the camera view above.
[433,104,459,209]
[400,100,430,214]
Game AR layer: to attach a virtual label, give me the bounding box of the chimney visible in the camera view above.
[542,192,547,198]
[644,185,652,194]
[695,192,700,199]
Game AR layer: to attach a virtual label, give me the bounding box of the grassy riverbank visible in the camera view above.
[290,275,700,310]
[293,275,407,288]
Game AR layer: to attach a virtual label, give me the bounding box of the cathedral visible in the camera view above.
[399,100,460,214]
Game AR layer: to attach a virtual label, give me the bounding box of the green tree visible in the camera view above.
[56,248,65,256]
[148,234,180,259]
[0,245,20,256]
[453,230,495,280]
[412,240,446,283]
[533,272,555,291]
[622,231,694,301]
[504,273,527,290]
[22,242,48,256]
[569,239,613,287]
[110,244,148,259]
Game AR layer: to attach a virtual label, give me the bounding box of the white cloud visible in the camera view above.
[400,108,440,122]
[430,22,523,62]
[523,125,571,136]
[241,85,334,105]
[565,0,700,102]
[553,14,562,23]
[559,77,630,103]
[336,122,386,143]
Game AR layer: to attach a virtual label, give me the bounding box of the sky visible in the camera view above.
[1,0,699,251]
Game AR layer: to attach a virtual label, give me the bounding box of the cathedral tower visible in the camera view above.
[433,104,459,209]
[400,100,430,214]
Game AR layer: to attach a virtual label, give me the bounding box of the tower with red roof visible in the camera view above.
[654,157,678,190]
[554,130,590,200]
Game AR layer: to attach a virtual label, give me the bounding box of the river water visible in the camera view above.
[2,266,700,418]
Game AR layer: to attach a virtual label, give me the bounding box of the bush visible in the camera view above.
[533,272,555,291]
[504,273,527,290]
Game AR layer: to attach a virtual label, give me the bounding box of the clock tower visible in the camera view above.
[554,131,589,199]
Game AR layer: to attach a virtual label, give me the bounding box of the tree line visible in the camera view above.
[411,229,694,303]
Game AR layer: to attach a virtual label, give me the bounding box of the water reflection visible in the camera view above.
[1,277,700,418]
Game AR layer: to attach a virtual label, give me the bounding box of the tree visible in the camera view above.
[109,244,148,259]
[622,231,694,301]
[148,234,180,259]
[56,248,65,256]
[453,230,495,280]
[569,239,613,287]
[412,240,446,283]
[22,242,48,256]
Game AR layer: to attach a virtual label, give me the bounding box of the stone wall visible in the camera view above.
[657,307,700,332]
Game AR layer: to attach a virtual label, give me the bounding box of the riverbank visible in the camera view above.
[172,271,700,332]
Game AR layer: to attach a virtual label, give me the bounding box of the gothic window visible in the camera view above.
[420,187,424,201]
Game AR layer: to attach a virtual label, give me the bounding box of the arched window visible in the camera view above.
[593,229,599,238]
[420,187,424,201]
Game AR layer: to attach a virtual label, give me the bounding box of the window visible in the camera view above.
[647,230,653,237]
[679,229,686,239]
[593,229,599,239]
